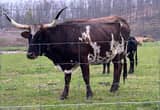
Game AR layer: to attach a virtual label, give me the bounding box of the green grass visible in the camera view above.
[0,46,26,51]
[0,42,160,110]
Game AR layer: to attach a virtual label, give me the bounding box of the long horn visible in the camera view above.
[4,13,30,29]
[43,7,67,28]
[55,7,67,19]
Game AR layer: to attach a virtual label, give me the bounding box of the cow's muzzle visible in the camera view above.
[27,52,37,59]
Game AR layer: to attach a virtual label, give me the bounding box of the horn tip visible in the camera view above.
[55,7,68,19]
[3,13,11,22]
[64,7,68,9]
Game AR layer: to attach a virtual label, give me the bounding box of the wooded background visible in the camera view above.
[0,0,160,39]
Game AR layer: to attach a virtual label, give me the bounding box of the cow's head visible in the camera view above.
[4,7,67,59]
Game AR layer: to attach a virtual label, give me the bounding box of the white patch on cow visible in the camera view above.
[111,33,125,55]
[88,42,102,63]
[119,21,123,27]
[78,37,83,41]
[80,25,104,63]
[64,70,72,74]
[79,25,91,43]
[88,54,93,61]
[110,33,115,51]
[90,42,100,55]
[79,26,125,64]
[105,33,117,62]
[55,64,78,74]
[119,35,125,53]
[105,33,125,62]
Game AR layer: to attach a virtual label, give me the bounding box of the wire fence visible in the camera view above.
[0,101,160,109]
[0,39,160,110]
[0,3,160,110]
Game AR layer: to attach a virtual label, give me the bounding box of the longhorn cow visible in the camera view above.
[4,8,130,100]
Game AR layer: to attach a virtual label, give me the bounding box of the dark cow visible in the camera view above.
[103,36,138,74]
[127,36,138,73]
[4,8,130,99]
[65,16,130,80]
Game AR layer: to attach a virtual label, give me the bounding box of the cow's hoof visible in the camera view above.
[60,95,67,100]
[128,70,134,74]
[110,84,119,92]
[86,91,93,99]
[60,93,68,100]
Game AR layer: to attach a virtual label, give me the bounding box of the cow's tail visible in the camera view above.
[135,49,138,66]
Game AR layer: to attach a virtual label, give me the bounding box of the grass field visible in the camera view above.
[0,46,26,51]
[0,42,160,110]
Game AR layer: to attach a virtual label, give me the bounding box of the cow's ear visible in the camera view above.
[21,31,31,39]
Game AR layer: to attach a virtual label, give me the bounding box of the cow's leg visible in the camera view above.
[135,50,138,66]
[60,73,72,100]
[80,58,93,99]
[110,59,122,92]
[107,62,110,74]
[123,57,127,82]
[102,63,106,74]
[128,52,134,73]
[102,62,110,74]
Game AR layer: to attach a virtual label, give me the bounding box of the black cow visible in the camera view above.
[65,15,130,78]
[4,8,130,100]
[127,36,138,73]
[103,36,138,74]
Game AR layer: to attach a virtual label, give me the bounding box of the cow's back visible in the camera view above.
[66,16,130,41]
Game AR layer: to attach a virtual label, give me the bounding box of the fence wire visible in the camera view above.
[0,4,160,110]
[0,40,160,110]
[0,101,160,109]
